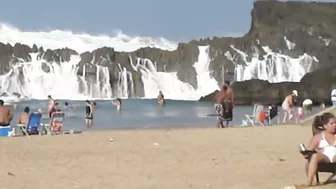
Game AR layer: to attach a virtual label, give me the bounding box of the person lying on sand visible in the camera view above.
[290,113,336,188]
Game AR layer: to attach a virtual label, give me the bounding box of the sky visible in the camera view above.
[0,0,334,42]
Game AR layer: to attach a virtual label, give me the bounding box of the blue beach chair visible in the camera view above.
[17,112,42,136]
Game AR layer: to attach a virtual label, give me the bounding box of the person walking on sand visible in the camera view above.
[0,99,13,127]
[282,90,298,123]
[85,100,93,128]
[157,91,165,106]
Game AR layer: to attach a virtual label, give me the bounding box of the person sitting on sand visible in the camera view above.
[299,112,336,187]
[282,90,298,123]
[112,98,122,111]
[302,99,313,115]
[17,106,30,125]
[157,91,165,106]
[0,99,13,127]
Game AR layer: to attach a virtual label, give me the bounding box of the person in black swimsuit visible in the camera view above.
[85,100,93,128]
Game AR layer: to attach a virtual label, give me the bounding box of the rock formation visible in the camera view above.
[1,1,336,101]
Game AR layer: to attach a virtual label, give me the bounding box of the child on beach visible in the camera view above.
[296,101,304,123]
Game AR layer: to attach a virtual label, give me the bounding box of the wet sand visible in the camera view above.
[0,126,335,189]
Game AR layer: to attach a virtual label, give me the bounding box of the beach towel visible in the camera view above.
[0,126,15,137]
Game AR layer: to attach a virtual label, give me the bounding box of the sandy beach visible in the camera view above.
[0,125,335,189]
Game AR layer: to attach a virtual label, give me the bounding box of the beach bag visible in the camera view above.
[259,111,266,123]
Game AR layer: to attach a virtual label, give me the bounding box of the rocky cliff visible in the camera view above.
[1,0,336,100]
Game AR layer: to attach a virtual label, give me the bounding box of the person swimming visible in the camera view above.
[157,91,165,106]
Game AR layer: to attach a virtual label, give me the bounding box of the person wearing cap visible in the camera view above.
[281,90,298,123]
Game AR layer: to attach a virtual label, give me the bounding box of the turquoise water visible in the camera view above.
[7,99,324,131]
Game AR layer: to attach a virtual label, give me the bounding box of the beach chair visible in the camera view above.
[17,112,42,136]
[243,104,265,126]
[299,128,336,184]
[0,126,15,137]
[41,111,65,135]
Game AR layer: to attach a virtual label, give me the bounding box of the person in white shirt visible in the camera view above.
[303,99,313,115]
[282,90,298,123]
[331,89,336,106]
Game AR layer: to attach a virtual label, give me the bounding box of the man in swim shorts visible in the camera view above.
[214,85,230,128]
[0,99,13,127]
[222,81,234,127]
[85,100,93,128]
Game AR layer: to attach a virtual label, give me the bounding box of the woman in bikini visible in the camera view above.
[300,112,336,187]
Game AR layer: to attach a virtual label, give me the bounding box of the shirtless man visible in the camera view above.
[282,90,298,123]
[17,106,30,125]
[47,95,56,118]
[157,91,165,106]
[0,99,13,127]
[214,85,229,128]
[224,80,234,106]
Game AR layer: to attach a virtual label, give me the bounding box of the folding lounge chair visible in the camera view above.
[299,127,336,184]
[17,112,42,136]
[41,111,65,135]
[243,104,265,126]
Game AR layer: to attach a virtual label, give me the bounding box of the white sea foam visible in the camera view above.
[0,23,178,53]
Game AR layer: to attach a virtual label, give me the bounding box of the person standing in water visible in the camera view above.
[47,95,56,118]
[222,81,234,127]
[112,98,122,111]
[85,100,93,128]
[157,91,165,106]
[282,90,298,123]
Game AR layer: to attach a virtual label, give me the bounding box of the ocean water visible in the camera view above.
[7,99,325,131]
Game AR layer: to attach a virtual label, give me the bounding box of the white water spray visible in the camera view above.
[128,46,219,100]
[0,23,177,53]
[0,53,114,100]
[225,45,318,82]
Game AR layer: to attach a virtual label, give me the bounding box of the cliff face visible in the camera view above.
[1,0,336,99]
